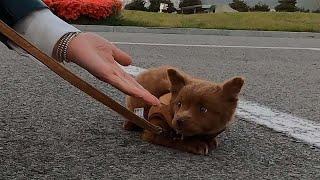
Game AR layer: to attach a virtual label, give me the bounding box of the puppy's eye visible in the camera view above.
[200,106,208,113]
[176,101,182,108]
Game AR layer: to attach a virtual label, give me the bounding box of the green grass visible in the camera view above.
[72,10,320,32]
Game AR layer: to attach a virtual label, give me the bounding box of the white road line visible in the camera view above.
[120,65,146,77]
[113,42,320,51]
[122,65,320,148]
[237,101,320,148]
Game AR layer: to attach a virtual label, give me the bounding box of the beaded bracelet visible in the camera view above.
[55,32,81,63]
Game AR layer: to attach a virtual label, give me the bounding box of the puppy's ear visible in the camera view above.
[222,76,245,102]
[167,69,186,94]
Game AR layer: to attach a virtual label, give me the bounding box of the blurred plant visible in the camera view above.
[179,0,201,8]
[296,7,310,13]
[125,0,147,11]
[229,0,249,12]
[250,3,270,12]
[179,0,202,14]
[275,0,298,12]
[43,0,122,20]
[313,9,320,13]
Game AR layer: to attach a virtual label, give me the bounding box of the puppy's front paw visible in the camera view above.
[187,141,210,155]
[207,138,218,150]
[123,120,142,131]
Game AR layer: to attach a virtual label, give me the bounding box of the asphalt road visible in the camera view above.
[1,32,320,179]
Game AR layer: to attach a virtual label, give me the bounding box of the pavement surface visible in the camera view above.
[1,32,320,179]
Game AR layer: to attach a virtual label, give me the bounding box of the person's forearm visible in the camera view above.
[13,9,80,57]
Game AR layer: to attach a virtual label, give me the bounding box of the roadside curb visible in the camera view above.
[74,25,320,39]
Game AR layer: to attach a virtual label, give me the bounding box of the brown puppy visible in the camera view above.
[124,66,244,155]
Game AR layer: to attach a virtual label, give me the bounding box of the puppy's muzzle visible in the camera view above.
[173,117,191,130]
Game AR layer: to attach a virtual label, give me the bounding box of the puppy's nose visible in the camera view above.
[176,118,185,127]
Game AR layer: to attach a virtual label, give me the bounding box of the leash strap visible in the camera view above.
[0,20,162,135]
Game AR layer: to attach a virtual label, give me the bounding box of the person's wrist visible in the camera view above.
[53,32,81,63]
[14,9,81,57]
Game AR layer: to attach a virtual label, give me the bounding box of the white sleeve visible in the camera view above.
[12,9,80,57]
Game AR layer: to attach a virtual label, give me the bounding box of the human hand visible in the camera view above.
[65,32,160,106]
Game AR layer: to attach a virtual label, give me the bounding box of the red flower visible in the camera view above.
[43,0,122,20]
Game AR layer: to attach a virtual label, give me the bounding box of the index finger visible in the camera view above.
[112,45,132,66]
[107,72,160,106]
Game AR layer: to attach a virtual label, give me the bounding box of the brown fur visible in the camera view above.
[124,66,244,155]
